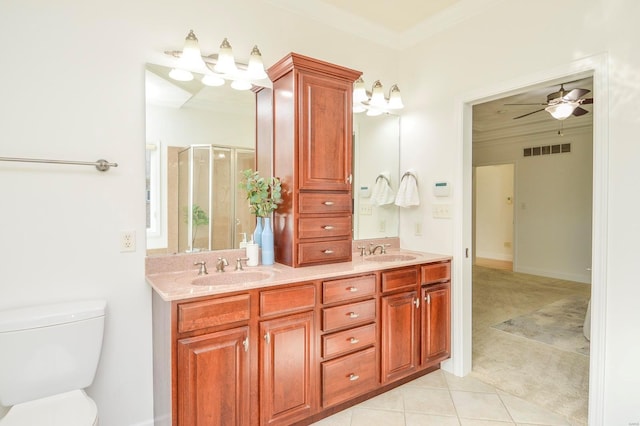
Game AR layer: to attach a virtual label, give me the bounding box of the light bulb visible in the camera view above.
[388,84,404,109]
[214,38,238,75]
[231,79,252,91]
[370,80,386,108]
[353,77,368,103]
[353,103,366,113]
[202,74,225,86]
[546,102,577,120]
[169,68,193,82]
[247,45,267,80]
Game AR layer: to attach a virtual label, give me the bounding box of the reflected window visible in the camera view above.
[146,142,161,236]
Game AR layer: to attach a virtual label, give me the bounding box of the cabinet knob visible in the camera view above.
[323,201,335,206]
[264,333,270,345]
[323,225,335,230]
[348,312,360,319]
[425,294,431,304]
[413,298,420,308]
[242,337,249,352]
[322,249,334,254]
[349,337,359,344]
[348,286,358,292]
[349,373,359,381]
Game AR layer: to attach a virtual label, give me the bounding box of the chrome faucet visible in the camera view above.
[194,261,208,275]
[216,257,229,272]
[370,243,390,255]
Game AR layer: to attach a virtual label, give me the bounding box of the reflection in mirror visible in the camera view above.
[145,63,256,255]
[353,113,400,240]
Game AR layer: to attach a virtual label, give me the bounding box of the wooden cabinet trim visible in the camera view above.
[421,261,451,285]
[178,294,250,333]
[381,267,419,293]
[259,284,316,318]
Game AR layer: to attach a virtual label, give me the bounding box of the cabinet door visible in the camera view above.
[381,291,419,383]
[421,283,451,365]
[177,327,249,426]
[260,311,316,425]
[298,72,352,192]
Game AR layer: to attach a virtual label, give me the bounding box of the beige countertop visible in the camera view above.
[146,249,451,302]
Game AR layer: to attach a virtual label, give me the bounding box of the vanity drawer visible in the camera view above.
[322,274,376,304]
[381,267,418,293]
[260,284,316,317]
[422,261,451,284]
[322,323,376,358]
[322,346,377,407]
[178,294,250,333]
[299,192,352,214]
[322,299,376,332]
[298,216,352,239]
[298,239,352,265]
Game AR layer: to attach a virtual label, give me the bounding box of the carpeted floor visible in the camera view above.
[471,266,591,425]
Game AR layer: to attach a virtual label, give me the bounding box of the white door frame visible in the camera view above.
[450,53,608,425]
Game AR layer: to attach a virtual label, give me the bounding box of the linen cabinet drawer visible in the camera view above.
[299,192,352,214]
[322,346,377,407]
[177,294,250,333]
[421,261,451,284]
[322,274,376,304]
[298,239,352,265]
[381,267,418,293]
[322,323,376,358]
[298,216,352,239]
[322,299,376,332]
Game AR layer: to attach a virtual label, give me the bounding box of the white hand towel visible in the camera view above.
[395,169,420,207]
[371,172,395,206]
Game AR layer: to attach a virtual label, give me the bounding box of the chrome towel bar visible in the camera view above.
[0,156,118,172]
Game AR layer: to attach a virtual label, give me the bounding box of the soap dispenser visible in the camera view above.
[239,233,248,249]
[246,236,259,266]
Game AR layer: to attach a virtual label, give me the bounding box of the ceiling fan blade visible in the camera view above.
[572,106,589,117]
[504,103,548,107]
[513,108,545,119]
[564,88,590,101]
[580,98,594,105]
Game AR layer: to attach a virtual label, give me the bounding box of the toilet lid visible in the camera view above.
[0,390,97,426]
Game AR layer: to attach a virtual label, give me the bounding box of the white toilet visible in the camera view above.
[0,299,106,425]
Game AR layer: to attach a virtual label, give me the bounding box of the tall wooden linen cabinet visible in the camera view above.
[263,53,361,267]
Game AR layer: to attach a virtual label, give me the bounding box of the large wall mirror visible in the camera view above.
[145,63,400,255]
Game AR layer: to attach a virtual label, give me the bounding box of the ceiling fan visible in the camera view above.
[507,84,593,120]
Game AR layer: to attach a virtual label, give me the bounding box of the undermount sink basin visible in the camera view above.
[191,271,273,286]
[365,254,417,262]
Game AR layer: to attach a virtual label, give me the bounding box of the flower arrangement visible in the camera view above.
[239,169,282,217]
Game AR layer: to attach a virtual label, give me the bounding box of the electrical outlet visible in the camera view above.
[359,204,373,215]
[120,230,136,252]
[415,222,422,236]
[379,220,386,232]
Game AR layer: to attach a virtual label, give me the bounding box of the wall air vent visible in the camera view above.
[523,143,570,157]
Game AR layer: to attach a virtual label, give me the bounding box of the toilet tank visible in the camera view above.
[0,300,106,406]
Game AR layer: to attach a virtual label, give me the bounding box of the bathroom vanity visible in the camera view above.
[147,250,451,426]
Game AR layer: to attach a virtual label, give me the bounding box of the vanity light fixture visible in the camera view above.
[353,77,404,114]
[166,30,267,90]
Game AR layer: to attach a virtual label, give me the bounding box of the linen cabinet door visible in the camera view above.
[176,327,250,426]
[421,283,451,366]
[259,311,316,425]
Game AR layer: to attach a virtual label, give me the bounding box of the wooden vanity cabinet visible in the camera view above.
[258,284,317,426]
[174,294,252,426]
[420,262,452,366]
[265,53,361,267]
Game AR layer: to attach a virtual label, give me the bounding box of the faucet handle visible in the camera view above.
[356,246,368,256]
[381,244,391,254]
[216,257,229,272]
[235,257,249,271]
[194,261,208,275]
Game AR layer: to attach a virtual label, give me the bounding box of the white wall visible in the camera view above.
[475,164,514,262]
[397,0,640,423]
[0,1,398,425]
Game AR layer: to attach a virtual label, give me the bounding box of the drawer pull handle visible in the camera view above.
[349,373,360,381]
[323,201,335,206]
[323,249,334,254]
[242,337,249,352]
[323,225,335,230]
[425,294,431,304]
[264,333,270,345]
[413,297,420,308]
[348,286,358,292]
[349,337,359,344]
[348,312,360,319]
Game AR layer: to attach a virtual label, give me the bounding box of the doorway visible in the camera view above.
[453,54,609,426]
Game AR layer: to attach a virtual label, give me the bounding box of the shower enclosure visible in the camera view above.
[178,145,255,252]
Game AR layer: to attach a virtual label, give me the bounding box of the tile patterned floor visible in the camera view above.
[311,369,572,426]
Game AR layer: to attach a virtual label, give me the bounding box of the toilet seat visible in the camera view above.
[0,390,98,426]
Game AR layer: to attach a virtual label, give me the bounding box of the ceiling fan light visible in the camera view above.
[370,80,386,108]
[353,77,368,103]
[546,102,577,120]
[214,38,238,75]
[247,45,268,80]
[387,84,404,109]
